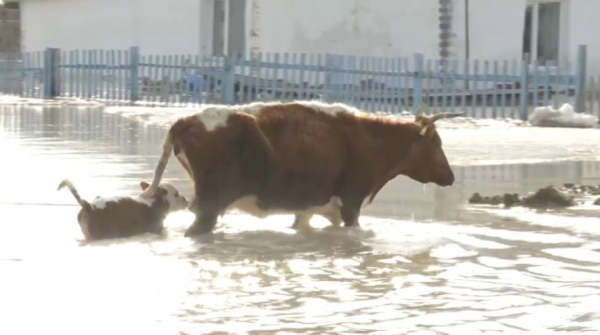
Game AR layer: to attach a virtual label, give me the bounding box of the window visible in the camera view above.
[522,1,561,65]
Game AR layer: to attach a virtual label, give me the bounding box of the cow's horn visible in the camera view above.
[430,112,464,123]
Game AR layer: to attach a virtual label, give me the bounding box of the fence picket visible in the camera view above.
[472,60,478,117]
[435,60,441,113]
[442,60,449,112]
[511,60,518,117]
[532,61,539,110]
[90,49,97,98]
[403,58,410,113]
[562,62,571,107]
[492,61,498,118]
[553,63,560,108]
[298,53,307,101]
[462,59,468,116]
[110,50,117,101]
[396,58,403,112]
[343,55,350,106]
[451,60,457,113]
[482,61,489,118]
[384,57,391,113]
[254,53,262,101]
[369,57,377,112]
[376,57,383,112]
[425,59,432,112]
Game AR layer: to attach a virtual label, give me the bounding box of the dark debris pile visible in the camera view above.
[469,183,600,209]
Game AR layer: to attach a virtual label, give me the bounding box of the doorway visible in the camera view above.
[212,0,246,57]
[522,1,562,65]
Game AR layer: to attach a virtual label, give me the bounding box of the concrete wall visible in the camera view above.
[19,0,201,55]
[251,0,527,62]
[251,0,439,59]
[451,0,526,62]
[569,0,600,76]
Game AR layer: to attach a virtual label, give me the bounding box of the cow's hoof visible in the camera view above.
[184,224,213,237]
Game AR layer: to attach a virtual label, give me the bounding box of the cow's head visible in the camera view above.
[401,112,461,187]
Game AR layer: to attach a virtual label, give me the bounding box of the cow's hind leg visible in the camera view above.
[341,205,361,228]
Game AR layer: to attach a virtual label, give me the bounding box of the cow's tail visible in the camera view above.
[57,179,91,211]
[140,132,174,198]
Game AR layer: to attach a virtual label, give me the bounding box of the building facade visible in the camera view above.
[7,0,600,74]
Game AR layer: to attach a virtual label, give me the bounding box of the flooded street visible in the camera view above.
[1,105,600,334]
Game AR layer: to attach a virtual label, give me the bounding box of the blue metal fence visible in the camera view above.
[0,45,594,120]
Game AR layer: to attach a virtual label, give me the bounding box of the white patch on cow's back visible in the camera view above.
[241,100,368,117]
[193,100,370,132]
[294,101,367,117]
[225,195,343,224]
[195,106,238,132]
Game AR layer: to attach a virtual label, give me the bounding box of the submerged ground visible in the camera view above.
[1,105,600,334]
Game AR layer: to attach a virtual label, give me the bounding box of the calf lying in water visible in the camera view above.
[58,179,189,240]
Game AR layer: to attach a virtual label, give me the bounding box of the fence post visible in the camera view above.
[519,60,529,120]
[324,53,333,103]
[129,46,140,104]
[221,56,235,104]
[413,53,424,112]
[43,48,61,99]
[574,44,587,113]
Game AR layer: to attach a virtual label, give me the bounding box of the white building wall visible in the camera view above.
[569,0,600,76]
[252,0,439,59]
[451,0,526,62]
[20,0,201,55]
[251,0,527,62]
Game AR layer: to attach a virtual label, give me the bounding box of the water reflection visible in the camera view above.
[1,105,600,334]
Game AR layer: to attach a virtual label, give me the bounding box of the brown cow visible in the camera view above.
[140,101,459,236]
[58,179,189,240]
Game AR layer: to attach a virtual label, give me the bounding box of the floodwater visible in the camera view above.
[1,105,600,335]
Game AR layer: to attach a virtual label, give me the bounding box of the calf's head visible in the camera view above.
[140,181,189,211]
[401,113,460,187]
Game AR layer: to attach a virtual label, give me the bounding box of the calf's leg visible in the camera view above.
[291,213,312,231]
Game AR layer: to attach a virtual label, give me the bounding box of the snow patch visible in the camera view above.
[529,103,598,128]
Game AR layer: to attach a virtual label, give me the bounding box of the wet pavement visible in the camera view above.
[1,105,600,334]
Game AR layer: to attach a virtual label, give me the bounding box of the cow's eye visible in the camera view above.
[174,192,179,197]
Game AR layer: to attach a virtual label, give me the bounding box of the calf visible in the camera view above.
[140,101,460,236]
[58,179,189,240]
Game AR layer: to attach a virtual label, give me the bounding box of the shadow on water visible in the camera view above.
[2,105,600,333]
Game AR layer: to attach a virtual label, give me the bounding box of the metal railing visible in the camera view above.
[0,45,591,120]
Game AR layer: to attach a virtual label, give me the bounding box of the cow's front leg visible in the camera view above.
[185,210,219,237]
